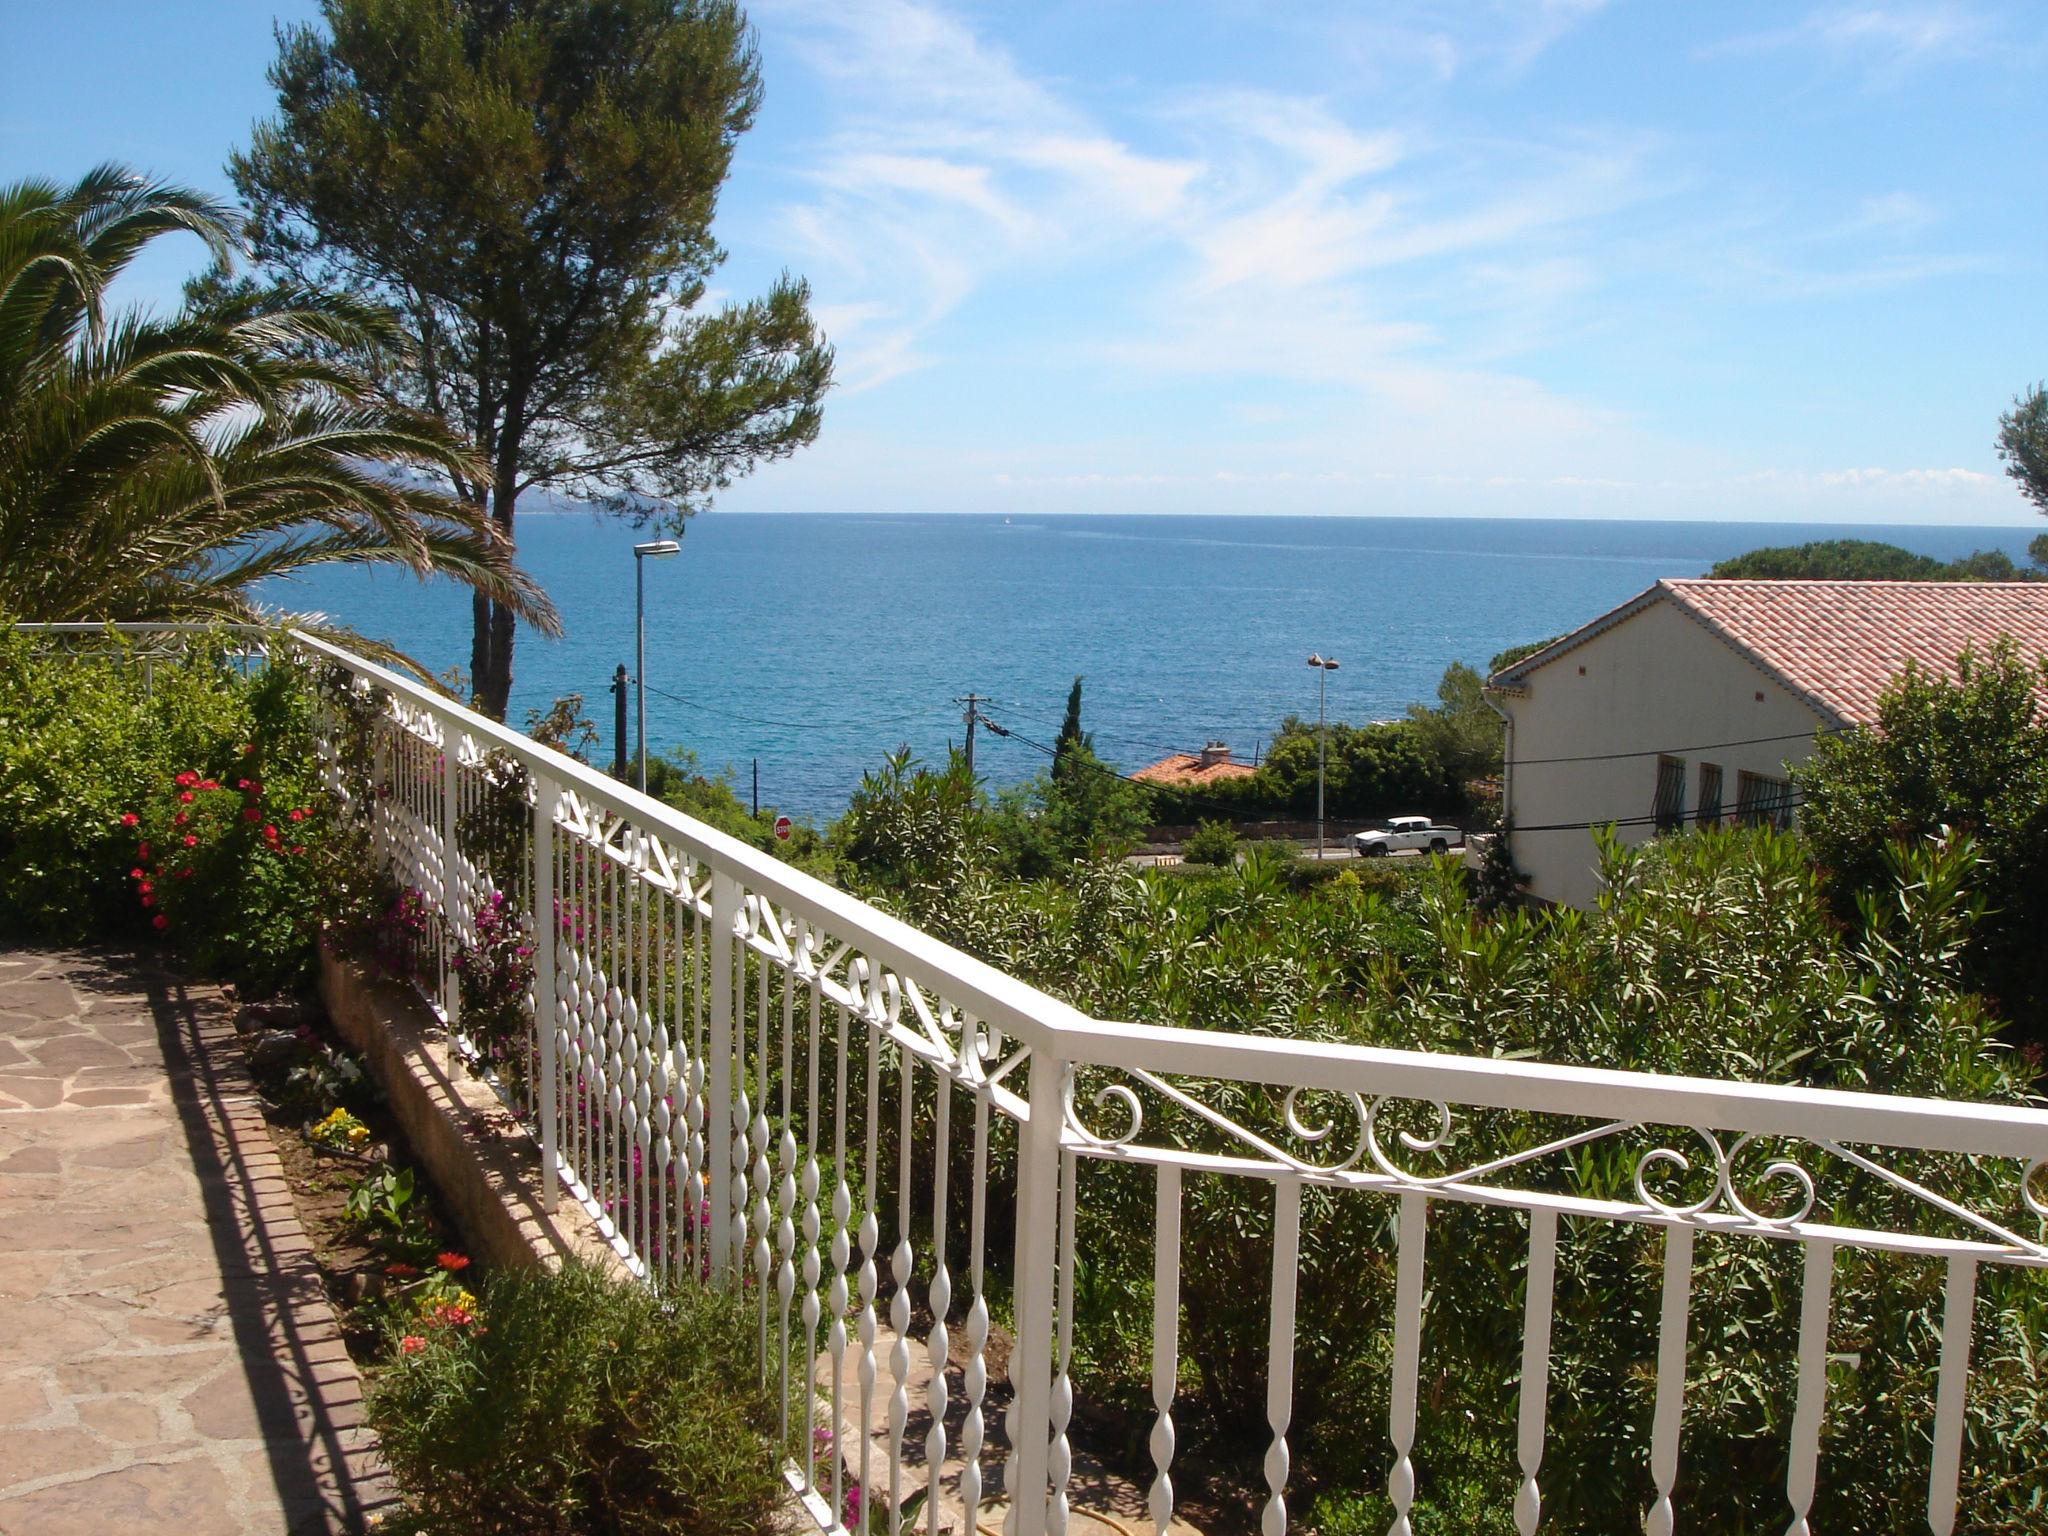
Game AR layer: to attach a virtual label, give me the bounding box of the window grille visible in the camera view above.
[1653,755,1687,832]
[1697,763,1723,828]
[1736,770,1794,830]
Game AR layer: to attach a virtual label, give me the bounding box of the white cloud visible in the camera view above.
[1704,3,1996,78]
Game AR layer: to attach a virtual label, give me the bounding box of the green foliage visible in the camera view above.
[231,0,831,715]
[0,628,337,991]
[1709,538,2038,582]
[1403,659,1503,789]
[1181,818,1240,866]
[647,748,834,877]
[1795,639,2048,1043]
[0,165,555,634]
[1997,384,2048,520]
[368,1261,780,1536]
[848,807,2042,1532]
[1488,635,1562,674]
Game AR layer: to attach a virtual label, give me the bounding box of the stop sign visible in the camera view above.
[773,815,792,842]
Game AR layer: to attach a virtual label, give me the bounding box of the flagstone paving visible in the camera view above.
[0,949,392,1535]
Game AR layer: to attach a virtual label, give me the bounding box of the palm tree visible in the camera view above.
[0,165,559,643]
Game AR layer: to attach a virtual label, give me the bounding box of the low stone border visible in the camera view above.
[315,948,620,1279]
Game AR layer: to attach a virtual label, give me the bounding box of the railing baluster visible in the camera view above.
[1049,1149,1078,1536]
[889,1045,916,1532]
[1008,1051,1066,1536]
[778,931,800,1456]
[756,951,775,1372]
[858,964,883,1536]
[1514,1207,1557,1536]
[925,1044,954,1535]
[531,775,559,1211]
[1148,1163,1182,1536]
[1784,1238,1835,1536]
[829,998,854,1532]
[958,1039,992,1527]
[1926,1255,1978,1536]
[1263,1177,1304,1536]
[1645,1223,1696,1536]
[800,941,825,1502]
[707,873,739,1285]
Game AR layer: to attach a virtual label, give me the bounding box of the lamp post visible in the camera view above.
[633,539,680,792]
[1306,652,1340,859]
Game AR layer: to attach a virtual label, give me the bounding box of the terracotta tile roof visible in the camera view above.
[1492,579,2048,726]
[1662,580,2048,725]
[1133,752,1258,787]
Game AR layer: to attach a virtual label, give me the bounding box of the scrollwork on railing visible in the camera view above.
[1058,1065,2048,1262]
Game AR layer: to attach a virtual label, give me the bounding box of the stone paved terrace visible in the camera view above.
[0,949,392,1534]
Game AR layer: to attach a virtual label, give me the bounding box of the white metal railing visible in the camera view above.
[19,622,2048,1536]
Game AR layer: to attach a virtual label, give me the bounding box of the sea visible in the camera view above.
[263,513,2043,818]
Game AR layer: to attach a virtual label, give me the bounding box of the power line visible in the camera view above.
[1508,726,1852,767]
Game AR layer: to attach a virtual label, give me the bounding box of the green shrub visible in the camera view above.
[1181,818,1239,865]
[368,1262,780,1536]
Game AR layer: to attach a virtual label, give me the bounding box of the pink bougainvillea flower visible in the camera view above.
[399,1334,426,1355]
[119,812,139,828]
[151,914,168,931]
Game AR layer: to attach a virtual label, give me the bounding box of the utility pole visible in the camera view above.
[956,693,986,775]
[752,758,759,818]
[610,664,628,782]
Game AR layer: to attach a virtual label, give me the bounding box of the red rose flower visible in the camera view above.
[120,813,139,828]
[136,842,149,859]
[289,809,306,822]
[151,914,168,931]
[178,791,194,804]
[175,868,192,880]
[291,845,306,856]
[175,771,196,788]
[140,894,153,908]
[130,867,144,879]
[137,882,151,896]
[242,807,261,822]
[183,835,198,848]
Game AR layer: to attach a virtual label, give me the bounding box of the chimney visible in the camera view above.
[1197,740,1232,769]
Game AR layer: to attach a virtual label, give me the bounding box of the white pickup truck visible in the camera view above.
[1351,816,1464,858]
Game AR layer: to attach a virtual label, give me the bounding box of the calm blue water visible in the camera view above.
[265,514,2040,816]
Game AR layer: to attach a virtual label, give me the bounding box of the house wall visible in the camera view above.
[1499,598,1833,908]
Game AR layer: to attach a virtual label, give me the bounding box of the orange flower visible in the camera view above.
[386,1262,419,1278]
[436,1252,470,1272]
[399,1334,426,1355]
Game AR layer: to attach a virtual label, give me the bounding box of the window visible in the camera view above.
[1736,770,1794,830]
[1653,755,1687,833]
[1697,763,1723,827]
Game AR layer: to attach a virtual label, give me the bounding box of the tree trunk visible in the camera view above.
[469,463,521,721]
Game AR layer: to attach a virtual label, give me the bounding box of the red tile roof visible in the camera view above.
[1494,579,2048,726]
[1133,753,1257,787]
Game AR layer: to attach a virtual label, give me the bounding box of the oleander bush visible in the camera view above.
[0,625,337,988]
[368,1261,779,1536]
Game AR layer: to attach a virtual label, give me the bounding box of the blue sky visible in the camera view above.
[6,0,2046,525]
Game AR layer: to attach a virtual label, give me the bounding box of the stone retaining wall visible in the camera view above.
[315,948,620,1280]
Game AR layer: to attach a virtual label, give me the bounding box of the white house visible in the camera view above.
[1486,579,2048,909]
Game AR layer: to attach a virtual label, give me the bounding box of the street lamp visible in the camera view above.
[1306,653,1340,860]
[634,539,681,792]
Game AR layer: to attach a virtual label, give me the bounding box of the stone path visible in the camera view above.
[0,949,392,1535]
